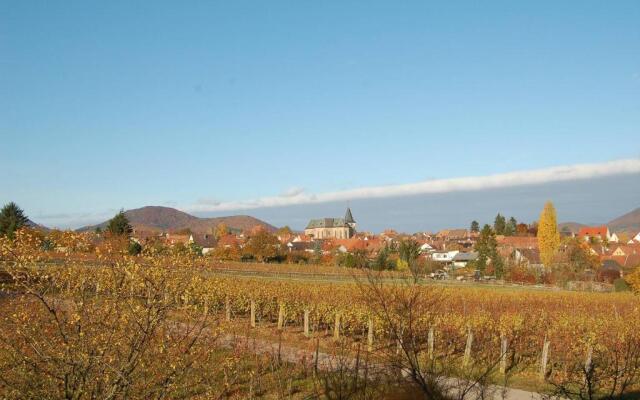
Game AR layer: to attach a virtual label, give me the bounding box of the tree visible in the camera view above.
[537,201,560,267]
[493,213,506,235]
[0,202,29,240]
[312,240,322,264]
[244,230,280,262]
[275,226,293,238]
[504,217,517,236]
[107,209,132,237]
[470,220,480,233]
[213,223,230,240]
[562,238,599,272]
[627,267,640,294]
[373,245,392,270]
[398,238,422,281]
[474,224,504,277]
[516,223,529,236]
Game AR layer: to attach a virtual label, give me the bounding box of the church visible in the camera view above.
[304,208,356,239]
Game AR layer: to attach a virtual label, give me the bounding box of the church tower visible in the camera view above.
[344,207,356,236]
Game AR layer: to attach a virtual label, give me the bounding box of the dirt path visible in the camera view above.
[220,332,547,400]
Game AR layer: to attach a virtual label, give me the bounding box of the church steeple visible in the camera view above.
[344,207,355,225]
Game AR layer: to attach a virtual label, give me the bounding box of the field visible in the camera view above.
[1,241,639,398]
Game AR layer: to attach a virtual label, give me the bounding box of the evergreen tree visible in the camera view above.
[493,213,506,235]
[504,217,517,236]
[0,202,29,240]
[470,220,480,233]
[312,240,323,263]
[537,201,560,267]
[475,225,492,273]
[475,224,503,277]
[107,210,133,237]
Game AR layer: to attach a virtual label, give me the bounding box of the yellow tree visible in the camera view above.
[537,201,560,267]
[627,267,640,293]
[213,223,229,240]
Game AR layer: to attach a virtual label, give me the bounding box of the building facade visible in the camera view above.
[304,208,356,239]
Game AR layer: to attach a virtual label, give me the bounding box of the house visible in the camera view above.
[165,233,191,246]
[599,259,623,283]
[431,250,460,264]
[452,252,478,269]
[190,233,217,255]
[578,226,617,243]
[497,236,538,249]
[419,243,435,254]
[304,208,356,239]
[435,229,470,241]
[629,232,640,244]
[609,244,639,257]
[217,234,242,249]
[287,241,316,253]
[513,248,543,269]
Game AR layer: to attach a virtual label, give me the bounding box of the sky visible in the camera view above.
[1,1,639,231]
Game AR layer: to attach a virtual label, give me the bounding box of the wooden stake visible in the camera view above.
[277,303,285,330]
[304,309,310,337]
[500,335,508,374]
[464,328,473,367]
[428,327,434,360]
[250,300,256,328]
[585,345,593,375]
[540,337,550,379]
[225,296,231,321]
[367,318,374,352]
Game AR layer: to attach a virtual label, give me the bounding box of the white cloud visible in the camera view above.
[185,158,640,213]
[280,186,306,197]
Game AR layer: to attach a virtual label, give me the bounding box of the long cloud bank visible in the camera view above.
[186,158,640,213]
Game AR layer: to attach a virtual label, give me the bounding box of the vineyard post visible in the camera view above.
[464,328,473,367]
[585,344,593,379]
[540,336,550,379]
[428,327,434,360]
[250,300,256,328]
[277,302,285,330]
[500,334,508,374]
[333,313,340,340]
[367,318,373,352]
[225,296,231,322]
[304,309,310,337]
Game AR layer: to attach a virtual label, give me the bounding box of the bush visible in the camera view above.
[128,241,142,256]
[614,278,631,292]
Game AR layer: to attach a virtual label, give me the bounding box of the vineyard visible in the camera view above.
[1,233,640,398]
[185,273,640,387]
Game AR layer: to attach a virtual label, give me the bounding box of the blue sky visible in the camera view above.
[1,1,639,230]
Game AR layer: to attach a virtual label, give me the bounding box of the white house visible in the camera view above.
[452,252,478,269]
[431,250,459,263]
[419,243,434,254]
[628,232,640,244]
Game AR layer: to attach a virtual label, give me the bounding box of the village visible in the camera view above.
[113,206,640,290]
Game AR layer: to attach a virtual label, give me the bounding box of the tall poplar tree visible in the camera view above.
[537,201,560,267]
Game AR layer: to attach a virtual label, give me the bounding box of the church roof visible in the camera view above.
[344,207,355,224]
[306,218,347,229]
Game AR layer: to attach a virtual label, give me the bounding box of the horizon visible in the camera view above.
[25,170,640,233]
[2,1,639,230]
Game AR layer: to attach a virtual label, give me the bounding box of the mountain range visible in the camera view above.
[77,206,277,234]
[558,207,640,234]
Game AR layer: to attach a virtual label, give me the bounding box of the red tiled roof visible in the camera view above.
[578,226,609,237]
[497,236,538,249]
